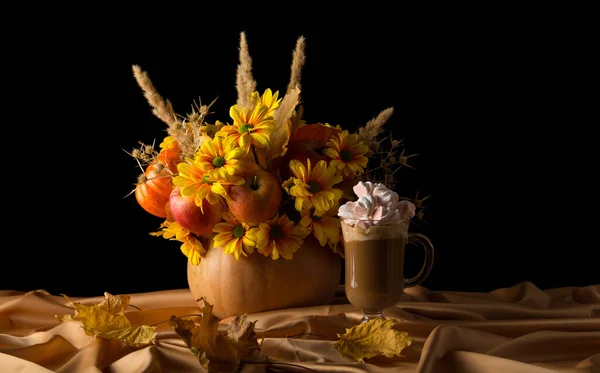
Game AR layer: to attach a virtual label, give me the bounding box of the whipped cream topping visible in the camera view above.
[338,181,416,229]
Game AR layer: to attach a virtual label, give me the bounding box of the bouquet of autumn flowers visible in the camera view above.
[127,33,418,266]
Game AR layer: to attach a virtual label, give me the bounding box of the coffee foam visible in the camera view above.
[341,220,408,241]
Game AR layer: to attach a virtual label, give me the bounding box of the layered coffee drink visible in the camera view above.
[342,220,409,312]
[338,181,418,321]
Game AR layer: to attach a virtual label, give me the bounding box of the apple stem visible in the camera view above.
[253,175,258,189]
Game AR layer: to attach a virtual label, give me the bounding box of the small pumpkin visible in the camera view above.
[134,143,182,218]
[188,235,342,319]
[135,162,174,218]
[156,135,183,170]
[156,146,181,174]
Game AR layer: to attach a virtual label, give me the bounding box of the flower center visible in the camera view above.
[308,181,320,194]
[212,156,225,168]
[270,225,283,240]
[340,150,352,162]
[233,225,245,238]
[238,124,254,134]
[201,175,213,184]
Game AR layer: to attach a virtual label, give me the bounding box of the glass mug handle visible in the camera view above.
[404,233,435,288]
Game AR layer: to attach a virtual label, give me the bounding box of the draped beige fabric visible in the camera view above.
[1,281,598,372]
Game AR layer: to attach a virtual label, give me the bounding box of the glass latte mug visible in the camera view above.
[341,219,434,323]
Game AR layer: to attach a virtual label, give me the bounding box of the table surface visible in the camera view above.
[1,281,599,372]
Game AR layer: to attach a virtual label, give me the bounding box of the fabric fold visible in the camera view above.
[0,281,597,372]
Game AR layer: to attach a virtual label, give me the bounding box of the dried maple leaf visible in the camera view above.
[333,318,413,363]
[56,293,157,348]
[227,314,263,361]
[169,297,265,373]
[97,292,131,314]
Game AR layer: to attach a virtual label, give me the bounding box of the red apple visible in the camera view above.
[291,123,340,145]
[169,186,223,236]
[226,162,282,225]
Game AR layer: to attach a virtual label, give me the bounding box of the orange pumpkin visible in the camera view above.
[135,162,174,218]
[134,143,182,218]
[156,146,181,174]
[187,235,342,319]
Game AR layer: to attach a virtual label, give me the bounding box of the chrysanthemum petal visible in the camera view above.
[250,132,270,147]
[295,196,305,212]
[289,160,306,181]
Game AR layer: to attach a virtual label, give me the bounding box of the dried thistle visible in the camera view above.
[401,191,430,224]
[166,97,218,159]
[124,140,159,170]
[123,140,161,198]
[397,148,418,169]
[363,134,417,191]
[358,107,394,153]
[132,65,178,127]
[412,191,430,210]
[287,36,306,96]
[236,32,256,108]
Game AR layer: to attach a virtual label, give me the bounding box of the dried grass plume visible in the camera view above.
[358,107,394,151]
[132,65,178,127]
[287,36,306,95]
[236,32,257,108]
[132,65,217,161]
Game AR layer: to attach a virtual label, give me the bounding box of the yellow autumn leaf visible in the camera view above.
[333,318,413,362]
[97,292,131,314]
[267,86,300,165]
[169,297,265,373]
[56,293,157,349]
[95,325,158,348]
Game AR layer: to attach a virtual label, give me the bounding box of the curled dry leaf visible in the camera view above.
[267,86,300,167]
[227,314,262,362]
[333,318,413,363]
[169,297,265,373]
[56,292,157,348]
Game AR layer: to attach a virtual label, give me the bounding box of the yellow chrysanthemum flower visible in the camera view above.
[195,136,245,182]
[151,220,206,265]
[216,103,276,151]
[251,88,282,117]
[199,120,225,138]
[282,159,343,216]
[246,214,310,260]
[323,130,369,178]
[300,207,341,250]
[173,160,240,210]
[212,212,256,260]
[159,135,178,151]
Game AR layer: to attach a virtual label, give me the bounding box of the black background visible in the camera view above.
[3,14,596,296]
